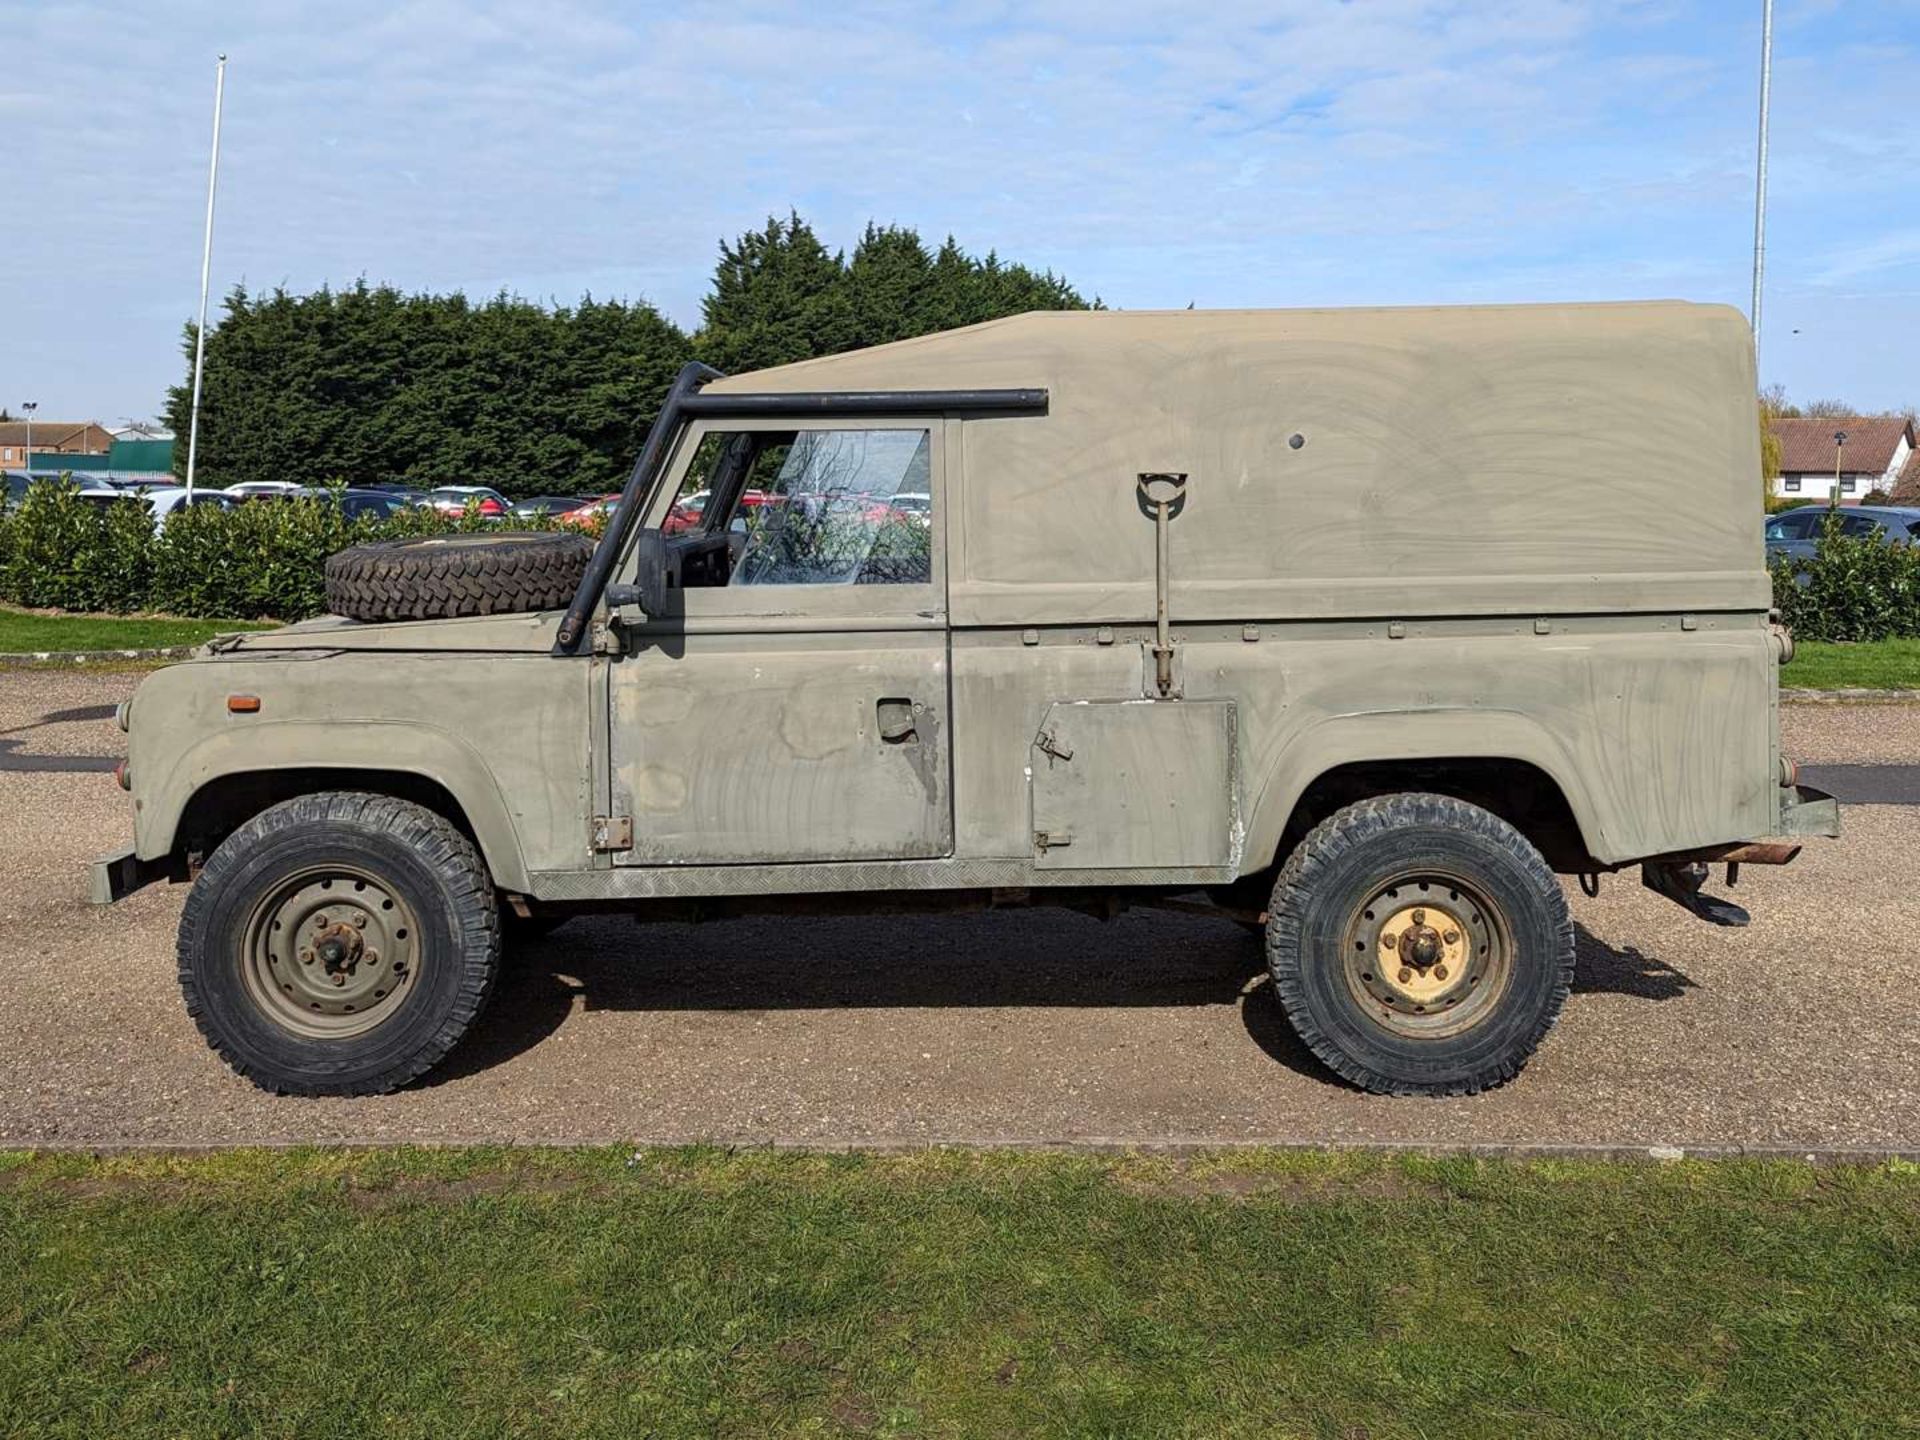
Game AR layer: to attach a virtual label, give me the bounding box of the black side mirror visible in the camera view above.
[634,529,669,617]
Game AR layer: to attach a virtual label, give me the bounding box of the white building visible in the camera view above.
[1769,415,1914,503]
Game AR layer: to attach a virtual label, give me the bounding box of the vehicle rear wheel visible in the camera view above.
[1265,793,1573,1096]
[177,793,500,1096]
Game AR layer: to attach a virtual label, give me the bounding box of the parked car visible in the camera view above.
[556,493,620,528]
[420,485,512,518]
[72,486,140,510]
[142,487,236,530]
[98,303,1838,1101]
[223,481,306,501]
[661,488,780,534]
[293,486,415,521]
[1764,504,1920,566]
[2,470,30,508]
[512,494,589,519]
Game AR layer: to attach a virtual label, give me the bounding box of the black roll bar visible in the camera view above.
[552,374,1048,654]
[681,387,1049,418]
[555,361,720,653]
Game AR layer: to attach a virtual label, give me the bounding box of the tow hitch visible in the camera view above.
[1641,861,1749,927]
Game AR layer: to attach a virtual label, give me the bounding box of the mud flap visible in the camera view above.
[1641,860,1749,928]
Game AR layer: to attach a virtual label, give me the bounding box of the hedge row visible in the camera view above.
[1769,513,1920,643]
[0,479,594,622]
[4,478,1914,644]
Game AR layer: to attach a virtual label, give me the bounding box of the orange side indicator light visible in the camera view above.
[227,695,262,714]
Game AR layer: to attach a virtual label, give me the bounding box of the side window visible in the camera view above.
[662,428,933,587]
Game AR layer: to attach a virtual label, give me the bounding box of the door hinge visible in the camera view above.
[591,815,633,852]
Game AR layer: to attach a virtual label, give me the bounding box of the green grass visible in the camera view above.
[0,606,276,653]
[0,1147,1913,1438]
[1783,637,1920,690]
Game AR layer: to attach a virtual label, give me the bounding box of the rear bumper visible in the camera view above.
[88,846,168,906]
[1777,783,1841,839]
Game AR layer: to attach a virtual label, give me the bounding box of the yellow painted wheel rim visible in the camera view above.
[1343,872,1513,1039]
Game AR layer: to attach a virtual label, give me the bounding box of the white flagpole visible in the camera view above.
[1750,0,1774,360]
[184,54,227,498]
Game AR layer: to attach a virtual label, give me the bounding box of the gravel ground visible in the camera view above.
[1780,700,1920,765]
[2,667,1914,1152]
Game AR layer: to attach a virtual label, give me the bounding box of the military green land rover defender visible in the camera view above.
[93,302,1838,1098]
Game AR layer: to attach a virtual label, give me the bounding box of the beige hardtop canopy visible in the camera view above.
[707,301,1767,625]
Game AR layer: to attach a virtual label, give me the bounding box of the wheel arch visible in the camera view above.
[137,725,534,893]
[1242,711,1608,878]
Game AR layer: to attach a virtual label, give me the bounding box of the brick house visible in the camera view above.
[1768,415,1914,503]
[0,419,113,469]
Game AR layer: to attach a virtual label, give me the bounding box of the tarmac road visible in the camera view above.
[2,667,1916,1153]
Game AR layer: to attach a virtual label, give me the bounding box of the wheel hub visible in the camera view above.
[242,869,419,1038]
[1344,875,1510,1038]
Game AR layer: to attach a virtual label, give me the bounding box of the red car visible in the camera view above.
[663,489,785,535]
[556,494,619,529]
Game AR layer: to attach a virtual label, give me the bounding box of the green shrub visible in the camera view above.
[1771,512,1920,643]
[0,479,154,612]
[0,481,596,622]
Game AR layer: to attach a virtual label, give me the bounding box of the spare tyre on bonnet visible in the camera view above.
[323,532,592,622]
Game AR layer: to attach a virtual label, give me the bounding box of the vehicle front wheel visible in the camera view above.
[1265,793,1574,1096]
[177,792,501,1096]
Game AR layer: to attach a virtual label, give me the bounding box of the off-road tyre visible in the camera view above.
[324,531,592,621]
[1265,793,1574,1097]
[177,793,501,1096]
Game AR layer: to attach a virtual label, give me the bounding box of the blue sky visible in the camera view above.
[4,0,1918,424]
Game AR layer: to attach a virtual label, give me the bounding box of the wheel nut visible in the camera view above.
[1381,932,1397,947]
[365,950,379,965]
[351,913,368,929]
[329,973,346,987]
[1443,929,1459,945]
[1434,964,1449,981]
[313,914,329,929]
[300,950,314,965]
[1411,909,1425,924]
[1397,967,1413,984]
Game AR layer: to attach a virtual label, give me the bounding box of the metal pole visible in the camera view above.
[22,402,33,468]
[1750,0,1774,359]
[184,54,227,498]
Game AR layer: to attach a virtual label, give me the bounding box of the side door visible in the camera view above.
[607,417,951,865]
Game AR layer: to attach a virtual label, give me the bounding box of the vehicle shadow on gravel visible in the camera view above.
[432,907,1335,1085]
[1571,925,1697,1002]
[433,912,1696,1087]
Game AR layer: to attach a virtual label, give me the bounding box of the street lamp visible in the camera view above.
[20,401,36,470]
[1831,430,1848,507]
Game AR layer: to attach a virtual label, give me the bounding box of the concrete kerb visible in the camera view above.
[0,646,197,666]
[1783,688,1920,703]
[7,1136,1920,1166]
